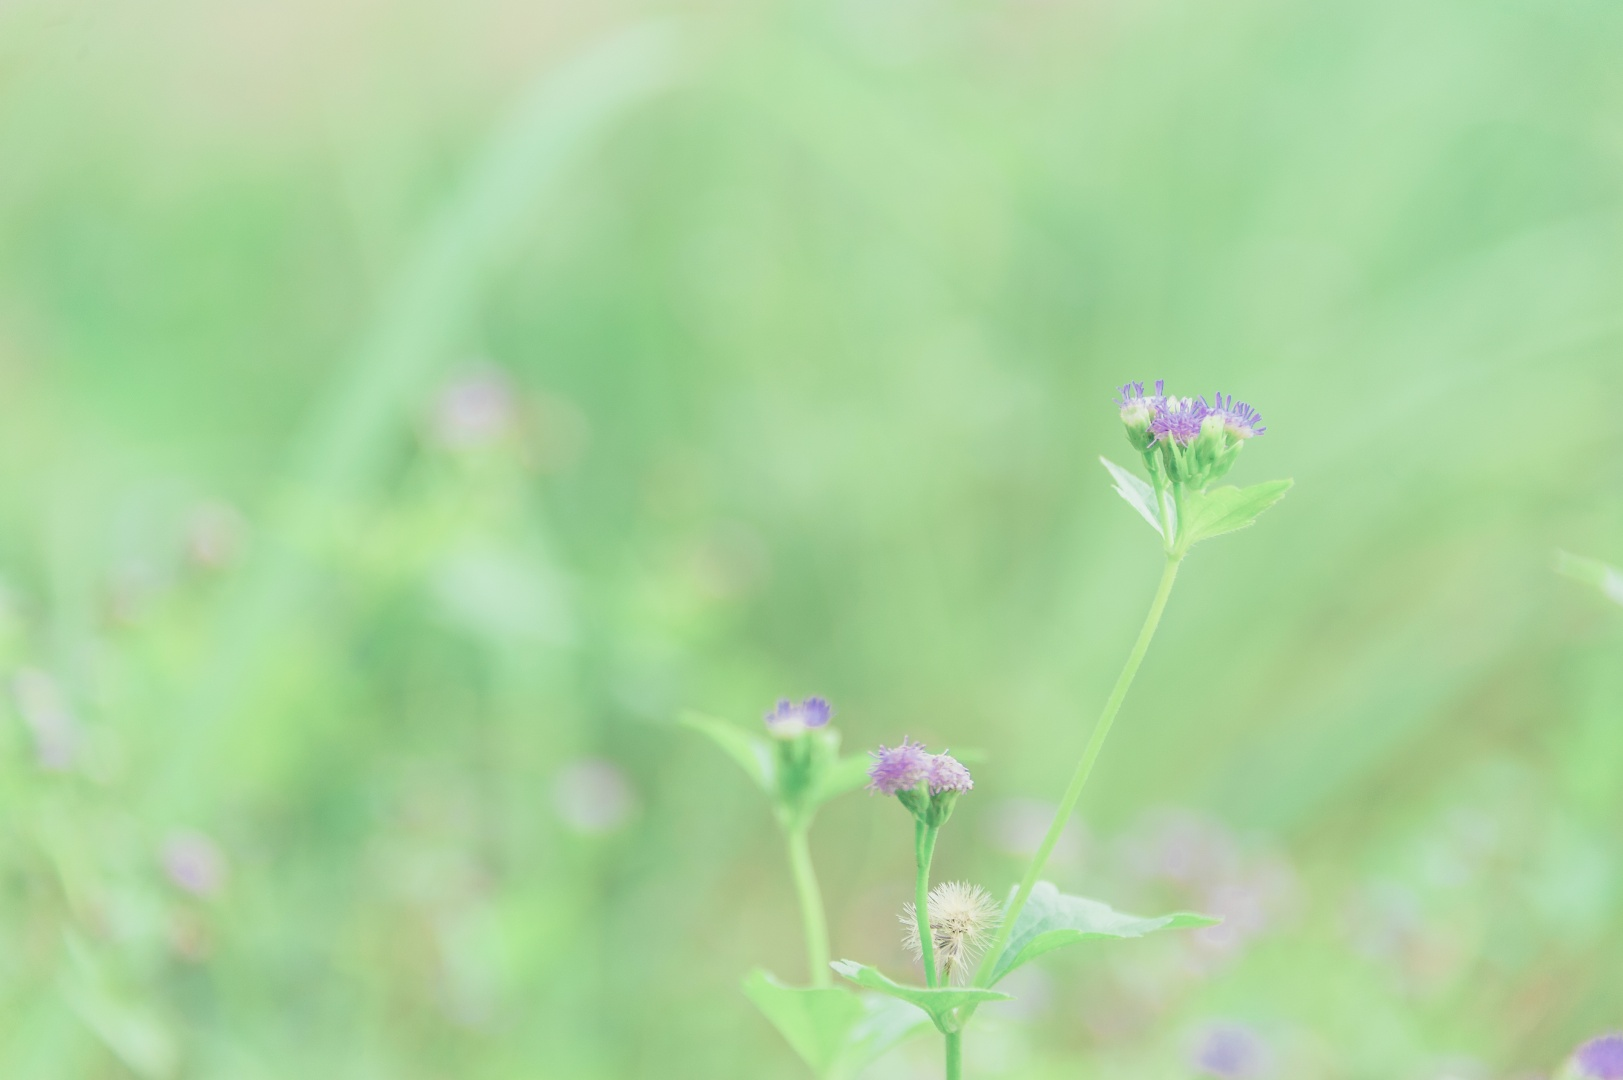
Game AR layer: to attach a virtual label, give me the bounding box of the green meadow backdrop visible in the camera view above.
[2,0,1622,1076]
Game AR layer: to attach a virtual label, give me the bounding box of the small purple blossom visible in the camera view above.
[926,753,973,794]
[1116,378,1165,411]
[1192,1023,1270,1079]
[1575,1035,1623,1080]
[763,697,833,738]
[1209,392,1266,438]
[1150,396,1209,445]
[867,738,931,795]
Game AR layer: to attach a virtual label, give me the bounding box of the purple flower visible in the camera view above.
[867,738,931,795]
[1208,392,1266,438]
[1149,396,1209,446]
[1116,379,1165,412]
[1192,1023,1270,1079]
[763,697,833,739]
[161,831,227,898]
[1575,1035,1623,1079]
[927,753,974,794]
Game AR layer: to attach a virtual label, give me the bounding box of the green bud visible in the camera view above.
[1121,402,1155,453]
[923,789,959,827]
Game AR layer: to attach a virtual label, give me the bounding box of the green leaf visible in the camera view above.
[679,711,774,793]
[1556,551,1623,607]
[829,961,1010,1030]
[987,882,1217,984]
[1180,479,1292,546]
[1101,457,1168,538]
[743,970,928,1078]
[810,754,873,803]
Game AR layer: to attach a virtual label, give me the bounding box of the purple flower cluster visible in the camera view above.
[763,696,833,738]
[1117,381,1267,445]
[868,739,973,796]
[1576,1035,1623,1080]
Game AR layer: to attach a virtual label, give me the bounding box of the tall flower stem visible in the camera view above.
[913,820,941,987]
[974,552,1184,986]
[945,1031,962,1080]
[785,824,831,987]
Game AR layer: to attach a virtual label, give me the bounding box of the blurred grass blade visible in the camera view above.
[1556,551,1623,607]
[157,23,682,812]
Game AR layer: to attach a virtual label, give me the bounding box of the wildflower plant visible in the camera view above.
[685,382,1292,1078]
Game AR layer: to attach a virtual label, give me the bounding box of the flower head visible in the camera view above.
[1208,392,1266,439]
[1150,395,1209,446]
[1575,1035,1623,1080]
[901,881,1001,983]
[1116,379,1165,450]
[867,738,931,795]
[763,696,833,739]
[926,752,973,794]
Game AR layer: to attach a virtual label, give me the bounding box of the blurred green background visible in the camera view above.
[2,0,1622,1076]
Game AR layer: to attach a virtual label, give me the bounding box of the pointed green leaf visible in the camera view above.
[743,971,865,1075]
[1556,551,1623,607]
[1181,479,1291,546]
[743,970,928,1078]
[1101,457,1168,538]
[679,711,774,793]
[810,754,873,803]
[829,961,1010,1029]
[988,882,1217,984]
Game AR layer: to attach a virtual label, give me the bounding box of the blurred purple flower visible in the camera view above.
[162,831,227,898]
[763,696,832,739]
[553,759,637,834]
[1575,1035,1623,1080]
[926,752,973,794]
[1150,396,1209,445]
[12,669,79,771]
[1192,1023,1270,1079]
[867,738,931,795]
[431,368,516,449]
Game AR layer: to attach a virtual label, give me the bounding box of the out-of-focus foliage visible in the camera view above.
[2,0,1622,1076]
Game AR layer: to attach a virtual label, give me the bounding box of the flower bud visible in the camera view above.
[1116,381,1163,453]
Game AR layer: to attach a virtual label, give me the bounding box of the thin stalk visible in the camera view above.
[945,1031,962,1080]
[785,825,831,986]
[914,820,941,987]
[974,553,1184,986]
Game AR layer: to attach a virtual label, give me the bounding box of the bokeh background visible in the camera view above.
[3,0,1623,1077]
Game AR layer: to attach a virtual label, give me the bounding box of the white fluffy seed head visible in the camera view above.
[900,881,1002,983]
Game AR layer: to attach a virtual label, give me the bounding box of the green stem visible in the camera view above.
[974,553,1184,986]
[785,825,831,986]
[914,820,941,987]
[945,1031,962,1080]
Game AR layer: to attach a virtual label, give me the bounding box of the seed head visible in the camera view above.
[1575,1035,1623,1080]
[901,881,1001,982]
[867,738,931,795]
[763,696,833,739]
[926,752,973,794]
